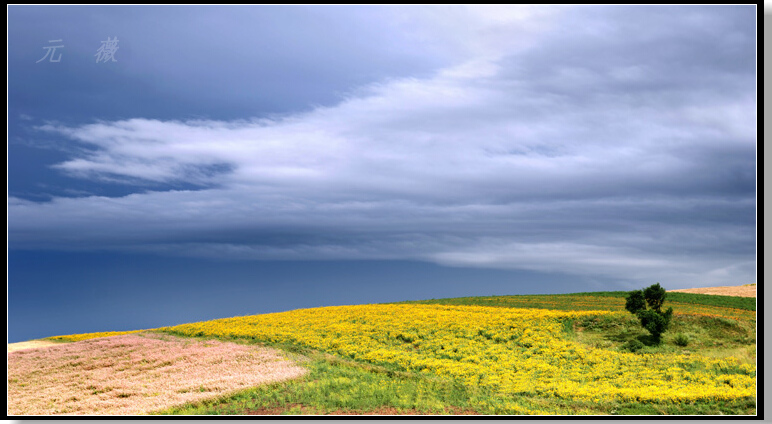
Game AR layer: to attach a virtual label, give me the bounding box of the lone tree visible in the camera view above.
[625,283,673,344]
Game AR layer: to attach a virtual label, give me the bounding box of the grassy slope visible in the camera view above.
[152,291,756,416]
[401,291,755,312]
[157,350,755,416]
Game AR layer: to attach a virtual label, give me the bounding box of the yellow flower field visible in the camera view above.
[159,304,755,404]
[47,330,143,342]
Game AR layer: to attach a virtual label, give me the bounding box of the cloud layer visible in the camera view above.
[9,6,757,286]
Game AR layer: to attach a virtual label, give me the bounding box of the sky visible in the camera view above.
[7,5,757,342]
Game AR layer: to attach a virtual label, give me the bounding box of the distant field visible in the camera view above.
[8,287,757,416]
[402,290,756,320]
[670,284,756,298]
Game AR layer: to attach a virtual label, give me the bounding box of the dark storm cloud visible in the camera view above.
[8,5,447,121]
[8,5,757,286]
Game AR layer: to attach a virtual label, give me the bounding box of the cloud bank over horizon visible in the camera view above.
[8,6,757,287]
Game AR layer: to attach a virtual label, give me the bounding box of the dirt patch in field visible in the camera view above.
[8,340,61,353]
[669,284,756,298]
[8,333,308,416]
